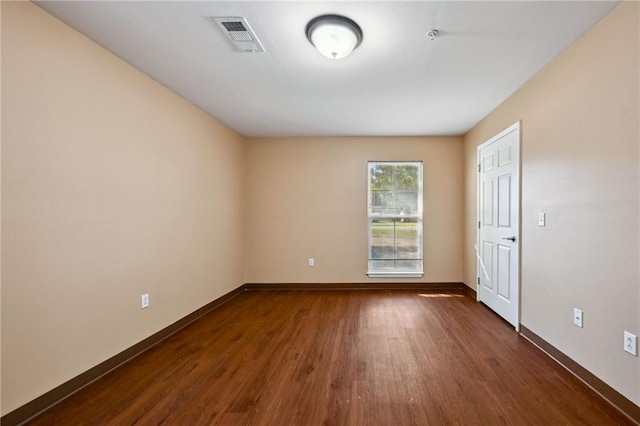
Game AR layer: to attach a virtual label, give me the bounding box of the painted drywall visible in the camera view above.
[463,2,639,404]
[245,136,464,284]
[1,1,246,414]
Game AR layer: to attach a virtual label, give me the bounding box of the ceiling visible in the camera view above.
[35,1,619,138]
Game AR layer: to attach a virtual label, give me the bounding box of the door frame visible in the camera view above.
[476,121,521,331]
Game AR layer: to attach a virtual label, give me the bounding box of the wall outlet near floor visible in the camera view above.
[624,331,637,356]
[308,258,314,267]
[141,293,150,309]
[573,308,583,328]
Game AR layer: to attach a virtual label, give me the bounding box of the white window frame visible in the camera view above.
[367,161,424,278]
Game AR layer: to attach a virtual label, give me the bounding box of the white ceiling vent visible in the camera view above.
[212,17,265,53]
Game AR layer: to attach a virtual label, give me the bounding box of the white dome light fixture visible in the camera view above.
[306,15,363,60]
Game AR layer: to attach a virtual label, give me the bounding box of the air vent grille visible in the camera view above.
[213,17,265,53]
[229,31,253,42]
[221,21,246,32]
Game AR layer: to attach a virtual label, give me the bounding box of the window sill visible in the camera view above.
[367,272,424,278]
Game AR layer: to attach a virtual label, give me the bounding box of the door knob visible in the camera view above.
[502,236,516,242]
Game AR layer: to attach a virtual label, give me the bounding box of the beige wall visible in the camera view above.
[1,2,246,414]
[245,136,464,284]
[463,2,639,404]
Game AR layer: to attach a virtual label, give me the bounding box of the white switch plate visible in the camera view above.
[624,331,637,356]
[308,258,314,267]
[538,212,546,227]
[573,308,583,328]
[141,293,150,309]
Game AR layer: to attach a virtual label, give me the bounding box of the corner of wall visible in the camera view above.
[463,1,640,407]
[1,1,248,414]
[1,0,4,416]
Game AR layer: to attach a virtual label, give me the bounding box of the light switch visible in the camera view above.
[538,212,546,227]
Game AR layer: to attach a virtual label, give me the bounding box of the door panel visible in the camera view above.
[482,241,494,291]
[477,122,520,329]
[483,181,494,226]
[498,174,511,228]
[498,146,512,166]
[497,244,511,300]
[483,153,495,171]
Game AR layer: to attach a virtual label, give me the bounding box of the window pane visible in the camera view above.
[394,165,419,190]
[368,260,396,272]
[371,190,394,215]
[370,164,395,190]
[370,220,394,259]
[395,190,418,215]
[395,221,419,259]
[368,259,422,274]
[394,260,422,272]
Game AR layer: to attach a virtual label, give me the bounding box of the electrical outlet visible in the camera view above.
[141,293,150,309]
[624,331,637,356]
[308,258,314,267]
[573,308,583,328]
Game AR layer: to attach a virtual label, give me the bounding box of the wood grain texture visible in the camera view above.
[2,285,247,426]
[521,325,640,423]
[27,291,633,425]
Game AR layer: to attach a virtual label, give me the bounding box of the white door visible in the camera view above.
[477,122,520,329]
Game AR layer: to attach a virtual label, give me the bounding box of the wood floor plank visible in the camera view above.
[27,290,634,425]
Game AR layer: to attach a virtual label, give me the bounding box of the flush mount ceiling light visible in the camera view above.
[306,15,363,60]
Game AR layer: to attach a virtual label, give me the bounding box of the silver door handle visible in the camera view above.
[502,236,516,242]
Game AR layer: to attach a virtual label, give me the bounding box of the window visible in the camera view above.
[367,161,423,277]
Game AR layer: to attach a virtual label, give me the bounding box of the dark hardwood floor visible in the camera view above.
[28,290,632,425]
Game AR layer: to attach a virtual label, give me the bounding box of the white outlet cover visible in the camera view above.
[141,293,150,309]
[573,308,583,328]
[308,258,314,267]
[624,331,637,356]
